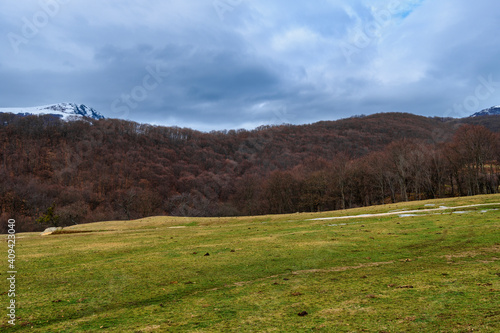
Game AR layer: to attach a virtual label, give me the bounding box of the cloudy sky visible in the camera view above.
[1,0,500,131]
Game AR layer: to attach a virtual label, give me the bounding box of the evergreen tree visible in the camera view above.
[36,204,61,227]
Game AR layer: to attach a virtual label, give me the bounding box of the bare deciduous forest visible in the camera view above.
[1,112,499,232]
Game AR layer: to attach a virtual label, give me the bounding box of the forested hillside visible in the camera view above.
[1,112,499,232]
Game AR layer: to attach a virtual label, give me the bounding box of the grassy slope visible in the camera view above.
[2,195,500,332]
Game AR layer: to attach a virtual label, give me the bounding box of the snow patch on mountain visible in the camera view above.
[0,103,105,120]
[470,105,500,117]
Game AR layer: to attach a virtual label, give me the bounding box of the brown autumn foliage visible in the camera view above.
[0,112,499,232]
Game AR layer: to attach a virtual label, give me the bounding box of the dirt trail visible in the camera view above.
[309,203,500,221]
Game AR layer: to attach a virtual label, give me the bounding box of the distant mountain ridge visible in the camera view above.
[1,102,499,125]
[470,105,500,117]
[0,103,105,120]
[1,109,499,232]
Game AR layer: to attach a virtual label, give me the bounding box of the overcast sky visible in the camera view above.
[1,0,500,131]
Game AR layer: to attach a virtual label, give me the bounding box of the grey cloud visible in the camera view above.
[1,0,500,130]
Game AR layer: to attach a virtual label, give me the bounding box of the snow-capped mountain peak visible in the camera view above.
[0,103,105,121]
[470,105,500,117]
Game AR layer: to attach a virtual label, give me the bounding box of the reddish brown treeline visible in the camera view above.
[0,112,499,232]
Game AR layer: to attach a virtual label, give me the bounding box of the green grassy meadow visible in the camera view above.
[2,194,500,332]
